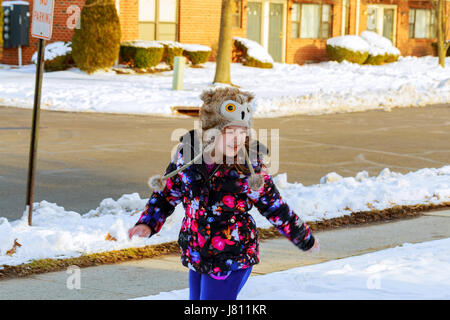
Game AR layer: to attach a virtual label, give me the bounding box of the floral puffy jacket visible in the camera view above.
[135,129,315,275]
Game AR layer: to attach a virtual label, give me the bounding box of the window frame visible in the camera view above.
[232,0,243,29]
[291,2,332,39]
[409,8,436,39]
[138,0,179,41]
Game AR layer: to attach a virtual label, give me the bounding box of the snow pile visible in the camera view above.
[1,55,448,116]
[360,31,401,56]
[135,237,450,300]
[31,41,72,63]
[0,165,449,267]
[266,165,450,224]
[234,37,274,63]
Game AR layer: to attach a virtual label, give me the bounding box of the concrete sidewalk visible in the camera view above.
[0,209,449,300]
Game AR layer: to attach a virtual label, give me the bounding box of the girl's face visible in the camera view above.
[215,125,248,158]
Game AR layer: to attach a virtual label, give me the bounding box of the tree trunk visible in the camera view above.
[213,0,233,84]
[436,0,449,67]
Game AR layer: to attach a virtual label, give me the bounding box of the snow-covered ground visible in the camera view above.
[0,56,449,118]
[134,237,450,300]
[1,165,449,268]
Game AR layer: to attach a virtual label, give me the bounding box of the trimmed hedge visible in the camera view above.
[71,0,121,74]
[120,41,164,69]
[326,45,369,64]
[183,50,210,65]
[158,41,184,68]
[365,53,399,65]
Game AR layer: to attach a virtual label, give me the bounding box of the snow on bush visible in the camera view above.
[326,35,370,53]
[121,40,164,49]
[360,31,400,56]
[234,37,274,68]
[179,43,212,52]
[31,41,72,63]
[327,32,401,65]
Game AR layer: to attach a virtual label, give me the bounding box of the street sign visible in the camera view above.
[31,0,55,40]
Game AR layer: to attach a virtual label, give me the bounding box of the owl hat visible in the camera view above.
[148,86,265,192]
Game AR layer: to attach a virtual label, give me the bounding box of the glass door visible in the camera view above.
[247,2,262,44]
[382,8,394,43]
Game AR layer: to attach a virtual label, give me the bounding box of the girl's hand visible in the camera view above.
[306,237,320,254]
[128,224,151,239]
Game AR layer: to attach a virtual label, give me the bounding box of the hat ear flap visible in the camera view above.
[200,89,216,106]
[241,90,255,104]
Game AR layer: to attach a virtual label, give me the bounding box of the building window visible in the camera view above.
[291,3,332,39]
[343,0,350,35]
[139,0,178,41]
[409,8,436,39]
[232,0,243,28]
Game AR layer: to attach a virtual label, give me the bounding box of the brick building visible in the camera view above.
[1,0,448,66]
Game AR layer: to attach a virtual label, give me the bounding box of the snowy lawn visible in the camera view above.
[0,56,449,117]
[0,165,449,268]
[134,237,450,300]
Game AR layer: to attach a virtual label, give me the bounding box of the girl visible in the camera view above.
[128,87,319,300]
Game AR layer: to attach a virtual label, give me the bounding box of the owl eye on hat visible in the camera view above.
[220,99,252,128]
[148,86,264,193]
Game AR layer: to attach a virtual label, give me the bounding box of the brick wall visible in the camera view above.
[119,0,138,41]
[178,0,247,60]
[286,0,342,64]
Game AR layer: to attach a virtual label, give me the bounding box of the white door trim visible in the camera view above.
[248,0,286,63]
[367,4,398,46]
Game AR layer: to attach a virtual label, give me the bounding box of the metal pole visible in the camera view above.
[18,45,22,67]
[26,38,45,226]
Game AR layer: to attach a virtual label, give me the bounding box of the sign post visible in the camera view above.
[26,0,55,226]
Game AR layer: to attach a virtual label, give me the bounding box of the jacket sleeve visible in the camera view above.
[134,145,184,237]
[246,159,315,251]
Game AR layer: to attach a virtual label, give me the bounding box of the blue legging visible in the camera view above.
[189,267,253,300]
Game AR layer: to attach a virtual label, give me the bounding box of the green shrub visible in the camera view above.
[71,0,121,74]
[365,53,399,65]
[233,37,273,69]
[158,41,184,68]
[31,41,74,72]
[326,45,369,64]
[44,54,74,71]
[120,41,164,68]
[181,44,211,66]
[183,50,210,65]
